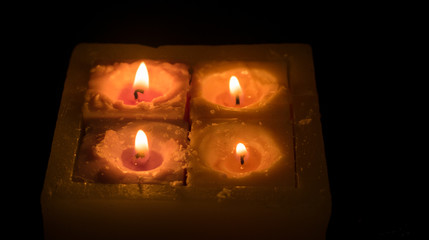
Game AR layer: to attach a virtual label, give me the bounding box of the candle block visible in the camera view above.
[42,43,330,240]
[187,119,295,187]
[73,121,188,184]
[83,60,190,121]
[190,61,290,121]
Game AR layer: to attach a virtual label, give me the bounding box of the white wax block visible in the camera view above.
[291,95,329,191]
[43,43,330,240]
[74,121,188,184]
[43,189,328,240]
[83,59,190,121]
[190,61,291,121]
[187,119,295,187]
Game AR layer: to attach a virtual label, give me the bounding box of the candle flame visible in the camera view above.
[236,143,247,157]
[229,76,242,96]
[134,62,149,90]
[135,129,149,156]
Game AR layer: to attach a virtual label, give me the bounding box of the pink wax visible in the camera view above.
[82,122,188,183]
[121,149,163,171]
[84,60,190,117]
[117,83,163,105]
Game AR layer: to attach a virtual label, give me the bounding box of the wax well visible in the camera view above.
[83,60,190,120]
[190,61,289,120]
[73,121,188,184]
[187,120,295,187]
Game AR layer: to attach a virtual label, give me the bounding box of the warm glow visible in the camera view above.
[134,62,149,90]
[236,143,247,156]
[229,76,242,96]
[135,130,149,155]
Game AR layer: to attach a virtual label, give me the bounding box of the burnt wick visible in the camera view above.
[134,89,145,100]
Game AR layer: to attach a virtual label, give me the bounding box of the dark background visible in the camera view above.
[13,2,415,239]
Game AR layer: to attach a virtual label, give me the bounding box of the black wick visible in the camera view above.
[134,89,144,100]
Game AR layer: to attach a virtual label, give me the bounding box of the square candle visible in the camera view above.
[73,120,188,184]
[42,43,330,240]
[190,60,290,121]
[187,118,295,187]
[84,60,190,121]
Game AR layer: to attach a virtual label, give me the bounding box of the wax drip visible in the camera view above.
[134,89,144,100]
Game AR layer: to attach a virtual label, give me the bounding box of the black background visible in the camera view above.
[10,2,416,239]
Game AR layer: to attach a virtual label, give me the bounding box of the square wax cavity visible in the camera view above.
[187,118,295,187]
[190,61,290,121]
[83,59,190,121]
[73,120,188,184]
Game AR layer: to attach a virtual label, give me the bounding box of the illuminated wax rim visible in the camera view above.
[198,123,282,178]
[95,122,187,178]
[200,68,280,108]
[87,60,189,108]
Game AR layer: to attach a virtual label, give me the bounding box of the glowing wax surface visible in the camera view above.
[198,123,282,178]
[200,67,279,108]
[74,121,187,184]
[83,60,190,120]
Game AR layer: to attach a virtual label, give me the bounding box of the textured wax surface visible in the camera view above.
[42,43,330,240]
